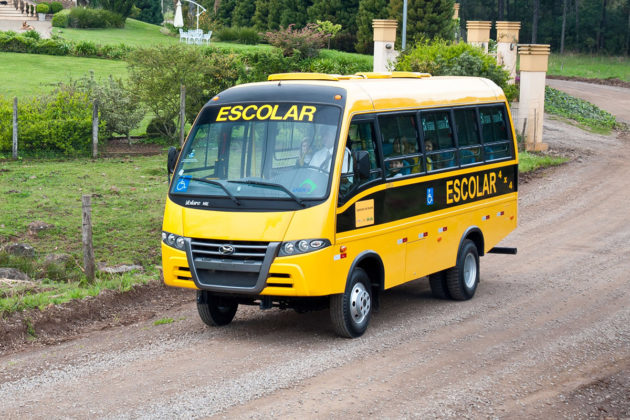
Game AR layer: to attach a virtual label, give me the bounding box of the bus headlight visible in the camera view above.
[162,231,187,251]
[279,239,330,257]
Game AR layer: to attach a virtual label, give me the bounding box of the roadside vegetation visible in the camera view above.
[544,86,621,133]
[0,155,166,316]
[518,151,568,173]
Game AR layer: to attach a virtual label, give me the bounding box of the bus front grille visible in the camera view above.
[187,239,280,293]
[190,239,270,263]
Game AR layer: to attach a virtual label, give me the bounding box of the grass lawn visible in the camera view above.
[0,154,168,315]
[0,154,167,265]
[548,53,630,82]
[0,52,129,97]
[53,18,275,53]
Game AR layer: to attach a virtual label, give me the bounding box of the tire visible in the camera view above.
[196,290,238,327]
[429,270,450,299]
[330,267,372,338]
[446,239,480,301]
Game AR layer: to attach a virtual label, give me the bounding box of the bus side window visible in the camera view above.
[421,111,456,171]
[378,113,422,178]
[480,105,512,161]
[339,120,381,199]
[454,108,482,166]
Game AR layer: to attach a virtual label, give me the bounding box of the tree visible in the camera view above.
[135,0,163,25]
[94,76,144,142]
[232,0,256,27]
[532,0,540,43]
[252,0,270,30]
[128,45,242,141]
[215,0,236,26]
[316,20,342,48]
[95,0,134,18]
[561,0,568,53]
[390,0,456,45]
[308,0,360,35]
[355,0,389,53]
[280,0,310,28]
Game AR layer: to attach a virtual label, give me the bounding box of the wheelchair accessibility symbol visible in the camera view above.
[427,187,434,205]
[175,176,191,192]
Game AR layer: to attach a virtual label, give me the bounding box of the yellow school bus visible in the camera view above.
[162,72,518,338]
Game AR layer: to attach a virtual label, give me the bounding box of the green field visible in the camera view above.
[52,18,274,53]
[548,53,630,82]
[0,52,129,97]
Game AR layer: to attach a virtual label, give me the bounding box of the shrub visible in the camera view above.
[396,39,510,90]
[51,9,69,27]
[0,91,102,155]
[216,26,239,42]
[49,1,64,14]
[265,24,328,58]
[236,27,260,45]
[22,30,41,40]
[0,34,37,53]
[36,38,71,55]
[36,3,50,14]
[68,7,125,29]
[146,117,175,139]
[73,40,100,56]
[93,76,145,140]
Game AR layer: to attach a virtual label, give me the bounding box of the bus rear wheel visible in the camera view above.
[330,267,372,338]
[446,239,479,300]
[196,290,238,327]
[429,270,451,299]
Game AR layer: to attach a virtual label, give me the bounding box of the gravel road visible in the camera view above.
[1,84,629,418]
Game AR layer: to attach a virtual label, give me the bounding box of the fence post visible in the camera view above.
[92,99,99,158]
[12,97,18,159]
[82,195,95,282]
[180,84,186,147]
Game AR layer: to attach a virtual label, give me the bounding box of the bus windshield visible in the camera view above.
[171,103,342,204]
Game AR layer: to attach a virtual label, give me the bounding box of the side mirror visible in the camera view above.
[167,146,179,183]
[354,150,371,180]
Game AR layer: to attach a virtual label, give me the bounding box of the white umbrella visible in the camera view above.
[174,0,184,28]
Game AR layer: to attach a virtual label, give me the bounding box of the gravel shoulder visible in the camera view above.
[1,98,629,417]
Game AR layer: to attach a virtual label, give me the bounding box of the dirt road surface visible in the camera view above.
[1,83,629,418]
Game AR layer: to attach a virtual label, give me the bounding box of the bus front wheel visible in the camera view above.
[330,267,372,338]
[446,239,480,300]
[196,290,238,327]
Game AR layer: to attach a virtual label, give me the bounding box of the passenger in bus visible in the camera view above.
[296,139,313,167]
[309,127,336,170]
[387,159,405,178]
[425,140,434,171]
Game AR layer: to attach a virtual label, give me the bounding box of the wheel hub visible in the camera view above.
[463,253,477,289]
[350,282,371,324]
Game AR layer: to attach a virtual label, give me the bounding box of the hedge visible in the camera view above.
[0,92,104,156]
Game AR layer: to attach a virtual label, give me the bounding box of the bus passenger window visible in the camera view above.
[340,120,381,198]
[454,108,482,166]
[379,114,422,177]
[480,106,512,161]
[421,111,456,171]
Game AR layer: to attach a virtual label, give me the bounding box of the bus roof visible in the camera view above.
[209,73,506,112]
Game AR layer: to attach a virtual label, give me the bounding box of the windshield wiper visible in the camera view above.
[228,180,306,207]
[189,178,240,206]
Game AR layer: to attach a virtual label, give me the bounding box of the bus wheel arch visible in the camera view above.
[330,251,384,338]
[460,226,485,257]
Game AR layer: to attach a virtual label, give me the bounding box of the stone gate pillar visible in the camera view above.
[518,44,551,152]
[496,21,521,84]
[372,19,399,72]
[466,21,492,53]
